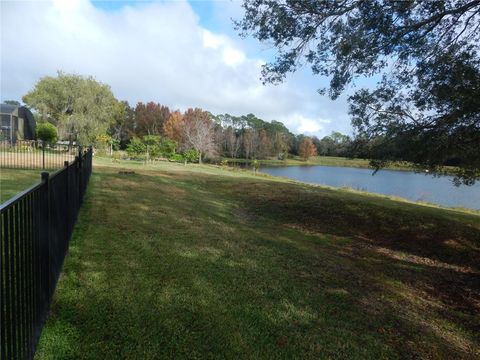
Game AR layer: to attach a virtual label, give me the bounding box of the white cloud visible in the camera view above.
[202,30,225,49]
[222,47,245,67]
[202,30,245,67]
[0,0,350,137]
[296,115,330,134]
[275,113,330,135]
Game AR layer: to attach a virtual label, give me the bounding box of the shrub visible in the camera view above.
[111,138,120,151]
[36,122,58,143]
[160,138,177,158]
[146,144,161,159]
[183,149,200,163]
[252,159,260,174]
[142,135,161,147]
[111,151,121,163]
[142,135,162,159]
[126,137,146,158]
[168,153,184,163]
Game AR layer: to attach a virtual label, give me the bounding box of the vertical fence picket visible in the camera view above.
[0,206,5,360]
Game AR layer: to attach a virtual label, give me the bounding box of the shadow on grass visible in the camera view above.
[35,169,480,359]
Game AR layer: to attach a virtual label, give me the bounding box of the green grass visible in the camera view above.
[31,159,480,359]
[0,169,42,202]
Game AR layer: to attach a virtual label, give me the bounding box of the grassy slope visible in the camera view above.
[34,160,479,359]
[0,169,42,202]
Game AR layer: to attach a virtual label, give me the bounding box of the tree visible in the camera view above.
[164,111,184,143]
[257,130,273,158]
[126,137,146,158]
[298,137,317,161]
[95,134,114,155]
[134,102,170,137]
[317,132,352,157]
[225,126,241,158]
[272,131,290,159]
[108,101,134,149]
[243,128,258,159]
[182,108,216,163]
[23,71,121,145]
[215,113,244,129]
[237,1,480,184]
[36,122,58,143]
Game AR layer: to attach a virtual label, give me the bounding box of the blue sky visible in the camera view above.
[93,1,234,33]
[1,0,353,137]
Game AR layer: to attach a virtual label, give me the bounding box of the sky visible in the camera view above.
[1,0,354,137]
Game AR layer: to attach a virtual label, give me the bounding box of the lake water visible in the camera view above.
[259,165,480,210]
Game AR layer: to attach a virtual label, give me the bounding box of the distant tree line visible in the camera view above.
[18,72,353,163]
[17,71,478,184]
[108,102,352,162]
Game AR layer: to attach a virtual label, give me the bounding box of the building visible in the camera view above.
[0,103,36,143]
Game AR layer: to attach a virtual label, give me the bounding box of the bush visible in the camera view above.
[143,136,165,159]
[126,137,146,158]
[146,144,161,159]
[168,153,184,163]
[183,149,200,163]
[36,122,58,143]
[111,151,121,163]
[111,138,120,151]
[160,138,177,158]
[252,159,260,174]
[142,135,161,146]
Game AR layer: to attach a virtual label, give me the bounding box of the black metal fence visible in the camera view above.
[0,147,92,360]
[0,140,80,170]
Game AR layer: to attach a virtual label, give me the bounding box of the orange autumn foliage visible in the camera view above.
[163,111,184,143]
[299,137,317,161]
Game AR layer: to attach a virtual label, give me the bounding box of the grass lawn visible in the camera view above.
[0,168,42,203]
[33,159,479,359]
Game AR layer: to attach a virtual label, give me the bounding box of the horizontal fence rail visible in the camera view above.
[1,147,92,360]
[0,140,80,170]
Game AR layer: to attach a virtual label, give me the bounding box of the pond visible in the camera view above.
[259,165,480,210]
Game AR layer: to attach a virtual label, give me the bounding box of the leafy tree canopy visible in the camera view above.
[236,0,480,184]
[299,137,317,161]
[23,71,121,145]
[134,102,170,137]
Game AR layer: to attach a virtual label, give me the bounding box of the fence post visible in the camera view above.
[75,156,82,205]
[64,161,70,237]
[42,141,46,170]
[88,146,93,179]
[40,171,51,300]
[78,146,83,170]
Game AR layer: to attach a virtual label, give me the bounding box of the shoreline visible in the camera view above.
[225,156,459,175]
[254,168,480,215]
